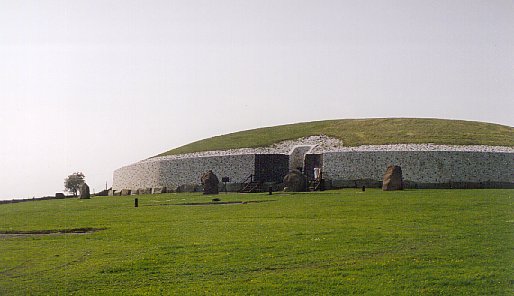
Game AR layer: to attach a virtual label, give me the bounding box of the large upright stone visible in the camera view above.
[79,183,91,199]
[201,170,219,195]
[283,169,307,192]
[382,165,404,191]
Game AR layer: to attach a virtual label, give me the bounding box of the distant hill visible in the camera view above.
[157,118,514,157]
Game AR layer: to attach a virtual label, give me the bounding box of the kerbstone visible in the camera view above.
[382,165,404,191]
[283,170,307,192]
[201,170,219,195]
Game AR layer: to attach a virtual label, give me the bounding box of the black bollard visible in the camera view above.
[135,198,138,207]
[268,186,273,195]
[362,186,366,192]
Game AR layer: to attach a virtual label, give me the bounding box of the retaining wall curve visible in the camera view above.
[113,150,514,192]
[113,154,255,192]
[322,151,513,188]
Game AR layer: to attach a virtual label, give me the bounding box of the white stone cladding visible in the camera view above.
[289,145,315,170]
[113,154,255,191]
[113,135,514,191]
[322,151,514,184]
[113,161,163,190]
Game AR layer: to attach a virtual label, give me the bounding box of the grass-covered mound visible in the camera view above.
[0,189,512,294]
[158,118,514,156]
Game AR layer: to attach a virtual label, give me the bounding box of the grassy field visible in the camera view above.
[0,189,512,295]
[158,118,514,156]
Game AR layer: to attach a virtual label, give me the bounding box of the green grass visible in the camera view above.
[158,118,514,156]
[1,189,512,295]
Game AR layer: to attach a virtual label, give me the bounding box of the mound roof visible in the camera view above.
[157,118,514,157]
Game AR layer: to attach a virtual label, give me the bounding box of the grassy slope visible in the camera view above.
[0,189,512,295]
[158,118,514,156]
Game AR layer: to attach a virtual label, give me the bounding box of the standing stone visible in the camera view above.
[382,165,404,191]
[283,169,307,192]
[79,183,91,199]
[201,170,220,195]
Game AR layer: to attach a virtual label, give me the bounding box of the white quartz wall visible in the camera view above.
[113,154,255,191]
[322,151,514,183]
[114,149,514,191]
[113,161,163,190]
[289,145,314,170]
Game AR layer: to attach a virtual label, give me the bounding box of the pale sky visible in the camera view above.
[0,0,513,200]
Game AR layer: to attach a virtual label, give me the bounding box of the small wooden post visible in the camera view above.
[362,186,366,192]
[135,198,138,207]
[268,186,273,195]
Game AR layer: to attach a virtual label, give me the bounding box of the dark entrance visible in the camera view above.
[254,154,289,183]
[304,154,323,180]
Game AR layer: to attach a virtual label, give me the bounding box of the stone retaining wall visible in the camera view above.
[113,154,255,192]
[113,161,163,190]
[113,150,514,192]
[322,151,514,188]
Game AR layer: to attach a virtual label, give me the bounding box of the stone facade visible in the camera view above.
[113,141,514,192]
[113,161,163,191]
[289,145,314,171]
[322,151,514,188]
[114,154,255,192]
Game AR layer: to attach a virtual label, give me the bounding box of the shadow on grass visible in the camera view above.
[144,200,277,206]
[0,227,107,237]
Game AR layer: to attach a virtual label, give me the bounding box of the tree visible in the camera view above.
[64,172,85,196]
